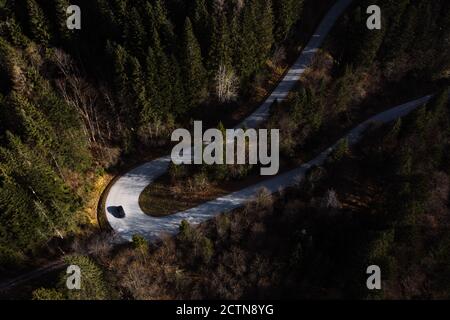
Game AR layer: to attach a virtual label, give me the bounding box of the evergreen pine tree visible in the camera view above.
[256,0,275,62]
[143,47,160,122]
[25,0,50,44]
[53,0,72,44]
[96,0,120,41]
[32,288,65,300]
[190,0,210,52]
[111,43,129,109]
[62,255,110,300]
[236,1,258,80]
[153,0,177,53]
[168,54,187,115]
[127,56,149,125]
[394,4,419,55]
[149,27,175,114]
[1,17,29,47]
[273,0,303,42]
[110,0,127,30]
[0,132,77,253]
[181,18,207,109]
[125,8,146,59]
[207,13,232,75]
[382,0,410,52]
[355,27,386,67]
[10,92,54,150]
[229,15,241,68]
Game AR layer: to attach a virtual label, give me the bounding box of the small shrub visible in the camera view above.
[331,138,350,162]
[254,187,274,210]
[32,288,65,300]
[132,234,149,254]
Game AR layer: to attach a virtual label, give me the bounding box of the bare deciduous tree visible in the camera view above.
[321,189,342,209]
[215,64,238,103]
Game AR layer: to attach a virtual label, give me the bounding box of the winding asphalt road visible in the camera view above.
[104,0,432,242]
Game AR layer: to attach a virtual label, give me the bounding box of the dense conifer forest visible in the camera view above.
[0,0,307,267]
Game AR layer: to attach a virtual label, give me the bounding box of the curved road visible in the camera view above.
[104,0,431,242]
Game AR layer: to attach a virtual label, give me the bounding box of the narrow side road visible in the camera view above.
[0,260,65,293]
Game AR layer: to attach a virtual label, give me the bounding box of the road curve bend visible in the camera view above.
[104,0,365,242]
